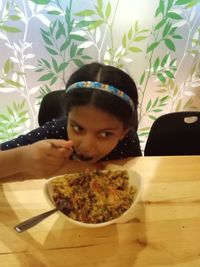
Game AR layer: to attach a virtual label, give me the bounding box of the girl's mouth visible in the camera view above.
[76,154,94,161]
[71,149,94,162]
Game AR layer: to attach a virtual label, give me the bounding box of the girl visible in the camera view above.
[0,62,141,166]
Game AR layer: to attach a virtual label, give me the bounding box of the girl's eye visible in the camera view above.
[71,125,83,132]
[100,132,114,138]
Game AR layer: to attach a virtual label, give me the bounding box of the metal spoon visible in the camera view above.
[71,150,93,161]
[14,200,66,233]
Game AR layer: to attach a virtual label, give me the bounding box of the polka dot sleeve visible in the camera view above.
[0,116,67,151]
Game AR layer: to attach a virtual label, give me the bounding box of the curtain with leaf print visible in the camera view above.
[0,0,199,150]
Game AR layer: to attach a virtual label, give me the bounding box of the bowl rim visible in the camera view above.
[43,169,142,228]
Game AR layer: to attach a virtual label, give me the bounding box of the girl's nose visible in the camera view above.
[80,134,97,155]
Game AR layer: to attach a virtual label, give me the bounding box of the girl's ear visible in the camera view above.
[120,128,129,141]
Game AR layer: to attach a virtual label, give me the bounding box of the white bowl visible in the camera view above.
[44,169,143,228]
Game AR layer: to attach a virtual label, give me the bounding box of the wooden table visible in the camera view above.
[1,156,200,267]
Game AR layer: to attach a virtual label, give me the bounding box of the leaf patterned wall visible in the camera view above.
[0,0,200,150]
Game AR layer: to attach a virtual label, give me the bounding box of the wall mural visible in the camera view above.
[0,0,199,150]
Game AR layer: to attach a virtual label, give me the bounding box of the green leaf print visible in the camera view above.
[140,72,145,85]
[75,10,96,17]
[96,0,104,18]
[144,95,170,120]
[45,47,58,55]
[162,22,172,37]
[146,99,152,112]
[52,58,59,73]
[41,34,53,46]
[172,35,182,39]
[165,70,175,79]
[164,38,176,51]
[70,34,87,42]
[58,62,68,72]
[60,40,70,51]
[47,11,61,15]
[76,20,97,28]
[36,85,52,105]
[30,0,51,4]
[37,3,92,87]
[155,19,167,31]
[186,0,200,8]
[109,20,149,66]
[9,15,21,21]
[0,101,29,142]
[0,25,21,33]
[167,0,174,10]
[105,2,112,19]
[129,47,142,53]
[175,0,192,5]
[153,57,160,72]
[40,59,51,69]
[4,79,23,88]
[50,76,57,86]
[157,73,166,82]
[155,0,165,17]
[73,59,85,68]
[3,59,12,74]
[167,12,183,20]
[147,42,160,53]
[161,54,170,67]
[88,20,104,30]
[38,73,54,81]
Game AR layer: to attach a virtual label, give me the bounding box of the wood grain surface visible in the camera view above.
[1,156,200,267]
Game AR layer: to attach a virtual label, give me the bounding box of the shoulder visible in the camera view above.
[0,116,67,150]
[37,116,67,137]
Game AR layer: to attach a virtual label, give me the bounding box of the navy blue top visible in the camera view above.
[0,116,142,160]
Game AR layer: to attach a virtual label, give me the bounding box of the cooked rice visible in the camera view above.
[52,169,136,224]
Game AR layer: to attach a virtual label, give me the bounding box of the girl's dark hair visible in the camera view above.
[65,62,139,130]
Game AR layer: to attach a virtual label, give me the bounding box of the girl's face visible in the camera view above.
[67,104,128,163]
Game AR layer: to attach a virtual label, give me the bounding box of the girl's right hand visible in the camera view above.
[21,139,73,177]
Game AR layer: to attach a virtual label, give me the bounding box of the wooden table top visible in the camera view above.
[1,156,200,267]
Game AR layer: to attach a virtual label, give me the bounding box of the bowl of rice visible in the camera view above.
[44,169,142,228]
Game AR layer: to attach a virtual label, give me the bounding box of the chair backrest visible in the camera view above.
[144,111,200,156]
[38,90,67,126]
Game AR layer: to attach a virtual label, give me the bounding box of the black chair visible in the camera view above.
[144,111,200,156]
[38,90,67,126]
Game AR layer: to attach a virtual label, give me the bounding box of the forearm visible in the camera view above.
[0,147,25,178]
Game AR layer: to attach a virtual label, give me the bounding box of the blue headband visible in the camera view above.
[66,81,134,109]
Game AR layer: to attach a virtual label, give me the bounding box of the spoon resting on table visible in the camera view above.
[14,199,67,233]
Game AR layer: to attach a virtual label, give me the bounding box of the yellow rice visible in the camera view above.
[52,169,136,224]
